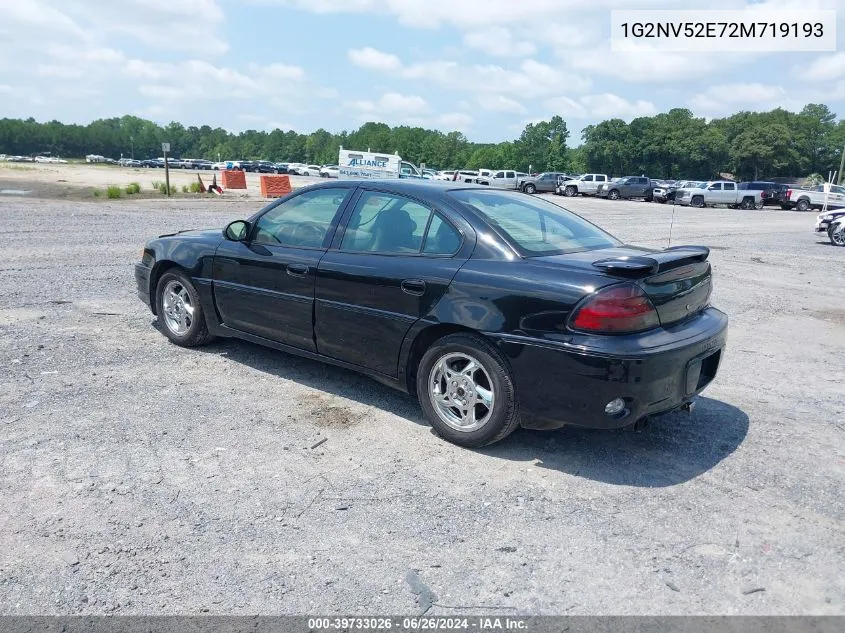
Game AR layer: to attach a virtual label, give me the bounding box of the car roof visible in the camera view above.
[314,179,490,194]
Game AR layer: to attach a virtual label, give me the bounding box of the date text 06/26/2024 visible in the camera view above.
[610,9,836,52]
[307,616,528,630]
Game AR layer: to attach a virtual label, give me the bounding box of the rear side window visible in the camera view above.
[341,191,461,256]
[449,189,619,256]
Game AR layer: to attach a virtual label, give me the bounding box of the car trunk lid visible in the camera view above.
[536,245,713,327]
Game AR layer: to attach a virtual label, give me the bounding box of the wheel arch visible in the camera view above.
[148,260,186,315]
[403,323,486,396]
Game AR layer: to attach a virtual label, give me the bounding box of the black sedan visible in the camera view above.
[135,180,727,448]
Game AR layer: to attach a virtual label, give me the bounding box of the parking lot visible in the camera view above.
[0,190,843,615]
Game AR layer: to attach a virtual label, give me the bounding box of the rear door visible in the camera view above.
[212,186,355,351]
[315,188,472,376]
[722,181,737,204]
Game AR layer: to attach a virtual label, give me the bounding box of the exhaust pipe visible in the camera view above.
[680,399,696,414]
[627,416,649,432]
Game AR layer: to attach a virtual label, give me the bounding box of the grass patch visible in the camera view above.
[125,182,141,195]
[93,188,102,198]
[151,180,171,195]
[0,164,36,171]
[188,181,203,193]
[106,185,122,199]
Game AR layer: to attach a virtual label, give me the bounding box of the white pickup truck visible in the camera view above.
[476,169,528,189]
[558,174,610,197]
[674,181,764,209]
[783,183,845,212]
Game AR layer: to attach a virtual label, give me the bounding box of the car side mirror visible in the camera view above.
[224,220,250,241]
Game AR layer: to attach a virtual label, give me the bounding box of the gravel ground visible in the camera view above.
[0,190,843,616]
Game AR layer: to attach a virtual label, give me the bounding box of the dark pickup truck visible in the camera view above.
[596,176,654,201]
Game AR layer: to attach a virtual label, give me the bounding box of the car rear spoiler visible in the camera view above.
[592,245,710,276]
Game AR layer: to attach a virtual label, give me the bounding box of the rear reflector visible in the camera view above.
[570,283,660,334]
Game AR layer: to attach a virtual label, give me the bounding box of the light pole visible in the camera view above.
[130,136,134,160]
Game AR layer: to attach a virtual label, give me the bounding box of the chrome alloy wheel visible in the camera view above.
[161,279,195,336]
[428,352,495,432]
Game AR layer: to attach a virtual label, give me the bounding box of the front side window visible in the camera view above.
[253,188,350,248]
[449,190,618,256]
[340,191,460,255]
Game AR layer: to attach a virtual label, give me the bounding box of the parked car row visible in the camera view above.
[1,154,68,163]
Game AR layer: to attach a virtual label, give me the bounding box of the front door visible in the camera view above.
[212,186,355,351]
[315,189,470,376]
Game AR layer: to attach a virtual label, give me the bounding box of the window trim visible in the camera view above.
[335,188,465,258]
[248,185,355,250]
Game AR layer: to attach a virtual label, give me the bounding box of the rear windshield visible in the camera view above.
[448,189,620,256]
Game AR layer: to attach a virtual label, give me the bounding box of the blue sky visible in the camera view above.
[1,0,843,143]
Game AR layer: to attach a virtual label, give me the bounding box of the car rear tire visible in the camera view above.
[155,271,214,347]
[691,195,705,208]
[523,184,536,194]
[741,197,755,210]
[417,333,520,448]
[796,199,811,212]
[564,186,577,197]
[608,189,620,200]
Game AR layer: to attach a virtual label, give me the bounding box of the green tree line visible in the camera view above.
[1,103,843,180]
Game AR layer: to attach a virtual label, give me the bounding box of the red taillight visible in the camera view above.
[570,284,659,333]
[786,189,793,200]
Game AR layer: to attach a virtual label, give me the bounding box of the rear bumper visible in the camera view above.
[490,307,729,430]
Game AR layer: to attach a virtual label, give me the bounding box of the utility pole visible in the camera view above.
[162,142,171,196]
[130,136,134,160]
[838,140,845,185]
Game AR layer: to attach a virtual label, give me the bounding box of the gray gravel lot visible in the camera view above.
[0,191,843,615]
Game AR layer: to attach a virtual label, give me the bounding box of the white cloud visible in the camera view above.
[348,47,403,72]
[433,112,474,129]
[270,0,715,29]
[476,95,527,114]
[347,48,590,98]
[687,83,831,117]
[799,52,845,82]
[350,92,429,114]
[463,26,535,58]
[544,94,657,120]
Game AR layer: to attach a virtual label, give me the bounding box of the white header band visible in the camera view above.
[610,10,836,52]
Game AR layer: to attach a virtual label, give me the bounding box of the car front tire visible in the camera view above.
[417,333,520,448]
[608,189,620,200]
[523,184,536,194]
[564,186,577,197]
[155,271,213,347]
